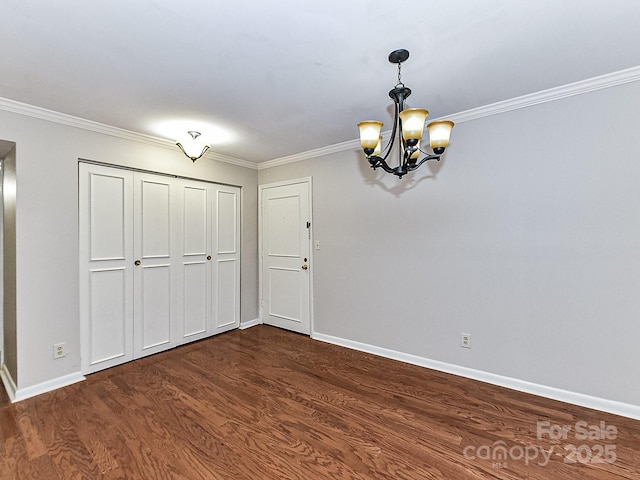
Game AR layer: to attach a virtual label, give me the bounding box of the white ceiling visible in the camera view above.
[2,0,640,163]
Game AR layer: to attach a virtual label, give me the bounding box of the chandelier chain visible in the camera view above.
[397,62,403,87]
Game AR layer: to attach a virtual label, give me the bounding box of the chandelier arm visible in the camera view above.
[400,138,407,174]
[375,103,400,163]
[406,153,441,172]
[366,155,397,175]
[378,133,395,161]
[398,112,407,175]
[367,154,413,179]
[391,85,410,173]
[401,139,414,174]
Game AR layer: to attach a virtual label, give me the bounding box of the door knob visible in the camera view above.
[134,260,141,266]
[301,264,308,270]
[207,255,212,261]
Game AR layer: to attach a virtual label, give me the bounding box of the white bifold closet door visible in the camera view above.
[79,163,240,374]
[178,179,212,343]
[133,172,176,358]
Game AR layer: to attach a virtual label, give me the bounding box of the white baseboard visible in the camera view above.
[1,369,85,403]
[0,363,18,401]
[311,332,640,421]
[239,318,261,330]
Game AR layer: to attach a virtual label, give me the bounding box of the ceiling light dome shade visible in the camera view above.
[176,131,210,162]
[427,120,455,150]
[357,121,384,150]
[399,108,429,142]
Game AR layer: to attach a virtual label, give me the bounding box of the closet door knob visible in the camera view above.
[207,255,212,261]
[134,260,141,266]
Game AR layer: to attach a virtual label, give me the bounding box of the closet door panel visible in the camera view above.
[212,186,240,332]
[183,262,208,337]
[89,173,127,260]
[215,258,238,329]
[140,180,171,258]
[140,264,172,349]
[79,164,134,374]
[89,268,128,363]
[133,174,176,358]
[216,190,237,254]
[178,181,211,342]
[183,186,208,255]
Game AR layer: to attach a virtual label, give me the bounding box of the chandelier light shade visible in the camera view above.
[176,131,210,162]
[427,120,455,149]
[357,49,454,179]
[357,121,384,149]
[398,108,429,143]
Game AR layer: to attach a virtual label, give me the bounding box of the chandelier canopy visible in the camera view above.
[357,49,454,179]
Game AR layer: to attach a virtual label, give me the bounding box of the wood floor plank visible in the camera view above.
[1,325,639,479]
[173,341,460,478]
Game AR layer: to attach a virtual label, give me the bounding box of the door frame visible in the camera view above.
[258,177,314,334]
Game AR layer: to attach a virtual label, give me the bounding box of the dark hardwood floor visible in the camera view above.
[1,325,639,479]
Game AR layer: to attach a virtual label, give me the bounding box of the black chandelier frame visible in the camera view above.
[362,49,448,179]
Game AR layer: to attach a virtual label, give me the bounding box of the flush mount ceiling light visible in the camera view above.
[357,49,454,179]
[176,131,210,162]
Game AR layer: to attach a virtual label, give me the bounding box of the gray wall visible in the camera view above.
[259,79,640,406]
[0,109,258,391]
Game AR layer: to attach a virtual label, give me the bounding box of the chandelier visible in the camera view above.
[357,49,454,179]
[176,131,210,162]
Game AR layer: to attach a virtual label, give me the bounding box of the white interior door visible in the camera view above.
[260,180,311,334]
[79,164,134,373]
[133,173,178,358]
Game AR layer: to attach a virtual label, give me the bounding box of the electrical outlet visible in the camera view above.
[53,342,66,359]
[461,333,471,349]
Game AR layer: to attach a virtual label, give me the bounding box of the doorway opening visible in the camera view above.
[0,139,17,394]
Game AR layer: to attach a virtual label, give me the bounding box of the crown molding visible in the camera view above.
[201,150,258,169]
[5,65,640,171]
[260,65,640,168]
[257,138,361,170]
[447,65,640,124]
[0,96,258,170]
